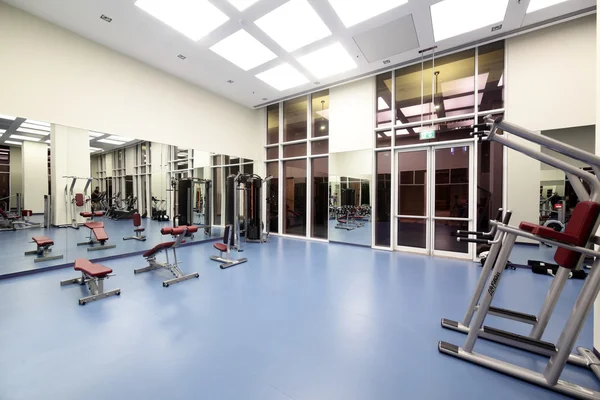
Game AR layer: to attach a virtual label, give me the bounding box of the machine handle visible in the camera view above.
[494,208,503,222]
[457,237,490,244]
[502,211,513,225]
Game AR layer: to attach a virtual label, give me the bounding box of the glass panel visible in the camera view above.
[397,217,426,248]
[312,89,329,138]
[267,104,279,145]
[283,143,307,158]
[311,139,328,155]
[376,130,392,148]
[266,147,278,160]
[395,116,474,146]
[395,49,475,124]
[477,137,503,232]
[376,72,392,127]
[398,151,427,216]
[435,220,468,253]
[478,41,504,112]
[435,147,469,218]
[375,151,391,247]
[266,162,278,233]
[213,167,222,225]
[311,157,328,239]
[283,97,307,142]
[283,159,307,236]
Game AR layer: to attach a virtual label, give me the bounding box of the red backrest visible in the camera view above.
[75,193,85,207]
[161,227,173,235]
[554,201,600,269]
[133,213,141,227]
[22,210,32,217]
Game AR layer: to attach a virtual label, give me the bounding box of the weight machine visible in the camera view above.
[175,178,212,234]
[57,176,92,229]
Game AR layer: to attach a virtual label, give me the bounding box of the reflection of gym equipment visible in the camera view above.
[335,211,355,231]
[175,178,211,234]
[211,225,248,269]
[24,236,63,263]
[123,213,146,241]
[151,196,169,221]
[263,176,274,241]
[539,193,566,232]
[60,258,121,305]
[0,193,42,231]
[110,194,138,220]
[77,213,116,252]
[61,176,93,229]
[341,188,356,207]
[136,225,200,287]
[439,115,600,399]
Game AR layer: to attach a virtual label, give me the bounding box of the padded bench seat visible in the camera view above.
[84,222,104,229]
[32,236,53,247]
[143,242,176,258]
[74,258,112,277]
[214,242,227,252]
[80,211,105,218]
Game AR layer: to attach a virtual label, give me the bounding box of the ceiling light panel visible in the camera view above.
[527,0,569,13]
[17,127,49,135]
[25,119,50,127]
[210,30,277,71]
[255,0,331,52]
[20,123,50,131]
[0,129,5,134]
[135,0,229,41]
[227,0,260,11]
[107,135,135,142]
[5,141,22,145]
[10,134,41,142]
[327,0,408,27]
[431,0,510,42]
[256,63,309,91]
[0,114,15,120]
[297,42,357,79]
[98,139,127,145]
[88,131,104,137]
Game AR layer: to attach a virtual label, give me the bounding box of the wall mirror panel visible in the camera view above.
[329,150,372,247]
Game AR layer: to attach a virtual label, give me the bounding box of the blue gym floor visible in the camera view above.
[328,219,372,246]
[0,236,595,399]
[0,216,222,277]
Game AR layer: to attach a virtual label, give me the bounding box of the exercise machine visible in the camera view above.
[135,225,200,287]
[211,225,248,269]
[123,212,146,241]
[58,176,93,229]
[24,236,63,263]
[175,178,211,234]
[110,194,138,220]
[60,258,121,305]
[225,172,268,249]
[151,196,169,221]
[262,175,273,241]
[438,115,600,399]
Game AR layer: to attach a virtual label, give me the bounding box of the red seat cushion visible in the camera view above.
[143,242,175,258]
[554,201,600,269]
[74,258,112,277]
[519,222,538,233]
[134,228,146,232]
[214,243,227,252]
[84,222,104,229]
[32,236,53,246]
[93,228,109,242]
[93,211,105,217]
[80,212,93,218]
[531,226,578,244]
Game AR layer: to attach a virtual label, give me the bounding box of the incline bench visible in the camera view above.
[24,236,63,263]
[60,258,121,305]
[77,212,116,251]
[135,225,199,287]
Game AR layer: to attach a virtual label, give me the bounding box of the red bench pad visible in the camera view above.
[74,258,112,277]
[214,243,227,252]
[554,201,600,269]
[93,228,109,242]
[519,222,538,233]
[32,236,53,246]
[134,228,146,233]
[531,226,578,244]
[80,212,93,218]
[143,242,175,258]
[161,225,199,235]
[93,211,105,217]
[84,222,104,229]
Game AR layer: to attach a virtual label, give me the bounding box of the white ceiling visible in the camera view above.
[2,0,596,109]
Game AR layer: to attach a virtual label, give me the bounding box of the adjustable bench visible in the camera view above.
[77,215,116,251]
[24,236,63,263]
[210,225,247,269]
[135,225,199,287]
[123,213,146,241]
[60,258,121,305]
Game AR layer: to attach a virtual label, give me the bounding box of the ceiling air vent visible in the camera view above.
[492,24,502,32]
[100,14,112,23]
[178,54,187,60]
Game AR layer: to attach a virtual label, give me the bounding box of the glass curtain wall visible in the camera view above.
[265,90,329,239]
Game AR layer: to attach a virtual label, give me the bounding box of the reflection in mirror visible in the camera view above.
[329,150,372,247]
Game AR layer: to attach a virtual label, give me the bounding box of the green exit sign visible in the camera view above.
[419,130,435,140]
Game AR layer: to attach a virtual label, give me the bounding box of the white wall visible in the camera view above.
[51,125,91,225]
[506,15,596,232]
[0,2,262,161]
[9,146,22,209]
[21,141,48,213]
[329,77,375,153]
[125,147,135,175]
[151,142,169,201]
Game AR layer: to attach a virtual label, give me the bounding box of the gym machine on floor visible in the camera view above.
[175,178,211,234]
[0,193,42,231]
[438,115,600,399]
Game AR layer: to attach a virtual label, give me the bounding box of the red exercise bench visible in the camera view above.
[24,236,63,263]
[60,258,121,305]
[210,225,247,269]
[77,212,116,251]
[123,213,146,241]
[135,225,199,287]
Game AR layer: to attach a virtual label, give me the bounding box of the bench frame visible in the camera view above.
[78,223,117,252]
[60,267,121,305]
[24,237,63,263]
[210,225,247,269]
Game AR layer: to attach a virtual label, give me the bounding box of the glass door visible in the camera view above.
[394,143,474,259]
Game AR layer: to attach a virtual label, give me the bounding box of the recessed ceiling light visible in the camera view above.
[135,0,229,41]
[90,147,103,152]
[98,139,127,145]
[100,14,113,23]
[88,131,104,137]
[17,127,49,135]
[527,0,569,13]
[227,0,260,11]
[20,123,50,131]
[431,0,510,42]
[5,141,21,145]
[0,129,5,134]
[297,42,357,79]
[327,0,408,27]
[0,114,15,120]
[256,63,309,91]
[210,30,277,71]
[107,135,135,142]
[25,119,50,127]
[254,0,331,52]
[10,134,41,142]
